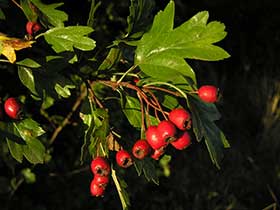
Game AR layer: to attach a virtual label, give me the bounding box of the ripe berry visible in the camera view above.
[26,21,41,35]
[151,148,165,160]
[90,156,111,176]
[168,108,191,130]
[198,85,218,103]
[132,139,151,160]
[171,131,191,150]
[90,179,105,197]
[94,175,109,187]
[146,125,167,150]
[4,97,23,120]
[157,120,177,142]
[116,150,133,168]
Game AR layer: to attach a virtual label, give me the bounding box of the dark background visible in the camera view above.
[1,0,280,209]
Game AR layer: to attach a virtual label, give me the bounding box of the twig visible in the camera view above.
[49,84,87,145]
[11,0,24,12]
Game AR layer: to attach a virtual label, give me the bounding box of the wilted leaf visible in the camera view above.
[0,38,34,63]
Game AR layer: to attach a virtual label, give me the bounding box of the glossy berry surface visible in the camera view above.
[168,108,191,130]
[157,120,177,142]
[198,85,218,103]
[132,139,151,159]
[4,97,22,120]
[116,150,133,168]
[90,179,105,197]
[171,131,191,150]
[26,21,41,35]
[146,125,167,150]
[94,175,109,187]
[90,156,110,176]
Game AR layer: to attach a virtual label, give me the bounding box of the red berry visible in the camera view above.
[151,148,165,160]
[132,139,151,160]
[90,156,110,176]
[171,131,191,150]
[146,125,167,150]
[157,120,177,142]
[198,85,218,103]
[133,77,140,83]
[90,179,105,197]
[168,108,191,130]
[116,150,133,168]
[26,21,41,35]
[4,97,23,120]
[94,175,109,187]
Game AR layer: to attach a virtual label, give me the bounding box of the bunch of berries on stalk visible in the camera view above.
[90,157,111,197]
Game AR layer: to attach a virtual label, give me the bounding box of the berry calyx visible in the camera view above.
[90,179,105,197]
[168,108,191,130]
[116,150,133,168]
[146,125,167,150]
[198,85,218,103]
[157,120,177,142]
[26,21,41,35]
[90,156,111,176]
[171,131,191,150]
[132,139,151,160]
[4,97,23,120]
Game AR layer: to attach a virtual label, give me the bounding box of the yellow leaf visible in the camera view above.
[0,36,35,63]
[1,43,16,63]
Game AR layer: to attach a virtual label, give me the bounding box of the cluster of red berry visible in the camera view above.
[0,97,23,120]
[90,157,111,197]
[26,21,41,36]
[89,85,219,197]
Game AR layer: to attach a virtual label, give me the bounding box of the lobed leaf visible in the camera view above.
[29,0,68,27]
[42,26,96,53]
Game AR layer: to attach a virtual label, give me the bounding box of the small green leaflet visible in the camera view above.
[29,0,68,27]
[42,26,96,53]
[135,1,230,84]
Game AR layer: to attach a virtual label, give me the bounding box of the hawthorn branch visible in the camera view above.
[49,84,87,145]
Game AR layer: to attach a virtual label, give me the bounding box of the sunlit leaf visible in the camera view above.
[42,26,96,53]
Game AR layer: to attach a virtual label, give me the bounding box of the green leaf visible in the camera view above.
[189,95,230,168]
[22,138,46,164]
[98,47,122,71]
[21,168,36,184]
[20,0,37,21]
[30,0,68,27]
[13,118,45,141]
[42,26,96,53]
[135,2,230,84]
[54,83,75,98]
[6,138,24,163]
[16,58,41,68]
[123,95,158,128]
[123,95,142,128]
[18,66,38,96]
[126,0,155,36]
